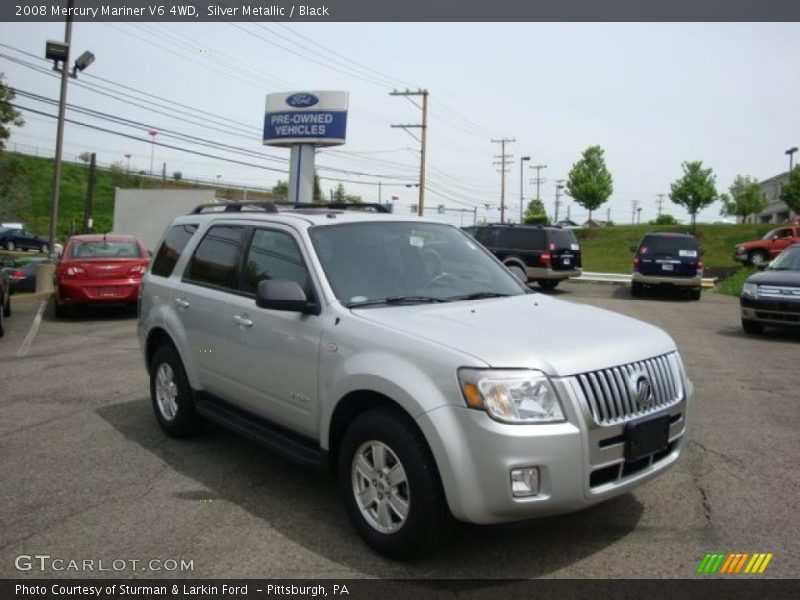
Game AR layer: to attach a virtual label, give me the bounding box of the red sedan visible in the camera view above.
[55,235,149,317]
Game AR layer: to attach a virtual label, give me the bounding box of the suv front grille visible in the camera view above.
[575,353,682,425]
[757,285,800,301]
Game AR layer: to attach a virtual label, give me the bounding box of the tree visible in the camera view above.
[523,199,550,225]
[779,166,800,215]
[272,180,288,197]
[332,183,346,202]
[172,171,183,181]
[78,151,92,163]
[566,145,613,222]
[650,214,679,225]
[669,161,718,229]
[0,73,24,153]
[719,175,767,222]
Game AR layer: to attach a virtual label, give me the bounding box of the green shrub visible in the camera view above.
[716,267,756,297]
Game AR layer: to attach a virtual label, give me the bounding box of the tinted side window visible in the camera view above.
[152,224,198,277]
[185,225,246,289]
[500,228,544,250]
[474,228,498,246]
[242,229,311,296]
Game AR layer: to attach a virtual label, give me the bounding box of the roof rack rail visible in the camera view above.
[190,201,279,214]
[274,201,391,214]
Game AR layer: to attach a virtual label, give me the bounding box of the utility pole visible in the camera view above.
[631,199,640,224]
[606,207,611,223]
[492,137,515,223]
[82,152,96,233]
[47,0,74,259]
[390,89,428,216]
[529,164,547,202]
[519,156,530,223]
[656,193,665,217]
[554,180,565,222]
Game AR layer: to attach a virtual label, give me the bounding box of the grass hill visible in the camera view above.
[0,152,279,241]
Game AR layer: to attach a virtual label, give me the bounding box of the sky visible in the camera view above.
[1,21,799,228]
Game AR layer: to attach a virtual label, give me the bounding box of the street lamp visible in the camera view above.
[786,147,798,173]
[148,130,158,176]
[519,156,530,223]
[44,0,94,260]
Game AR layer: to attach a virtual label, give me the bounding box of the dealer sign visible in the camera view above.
[263,90,349,147]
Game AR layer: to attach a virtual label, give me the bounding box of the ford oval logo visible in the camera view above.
[286,93,319,108]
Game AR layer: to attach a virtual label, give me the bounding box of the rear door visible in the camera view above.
[548,229,582,270]
[638,235,698,277]
[176,224,248,396]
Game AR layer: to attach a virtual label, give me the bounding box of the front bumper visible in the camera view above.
[740,296,800,326]
[57,278,142,305]
[417,379,688,525]
[632,272,702,287]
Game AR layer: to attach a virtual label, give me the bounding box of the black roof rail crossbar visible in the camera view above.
[190,201,279,214]
[274,201,391,213]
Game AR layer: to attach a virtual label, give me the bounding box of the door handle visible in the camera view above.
[232,314,254,328]
[174,297,190,309]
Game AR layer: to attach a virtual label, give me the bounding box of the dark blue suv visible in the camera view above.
[631,232,703,300]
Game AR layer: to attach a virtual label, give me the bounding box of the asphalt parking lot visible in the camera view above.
[0,282,798,579]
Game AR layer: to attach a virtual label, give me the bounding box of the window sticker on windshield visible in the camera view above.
[349,296,368,303]
[571,243,579,251]
[409,236,424,247]
[679,250,698,257]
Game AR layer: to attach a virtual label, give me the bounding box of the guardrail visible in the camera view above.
[577,271,718,288]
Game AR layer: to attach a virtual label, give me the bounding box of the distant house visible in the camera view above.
[582,219,607,228]
[740,172,796,224]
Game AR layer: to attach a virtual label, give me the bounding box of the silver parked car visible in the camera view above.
[138,202,692,558]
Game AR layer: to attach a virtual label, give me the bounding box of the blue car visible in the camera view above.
[631,232,704,300]
[0,226,49,253]
[2,256,47,294]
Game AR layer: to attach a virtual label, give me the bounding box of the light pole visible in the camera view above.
[124,153,131,176]
[555,180,565,222]
[519,156,530,223]
[148,130,158,176]
[44,0,94,260]
[787,147,798,173]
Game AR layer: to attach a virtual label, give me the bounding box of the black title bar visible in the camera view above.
[3,0,800,22]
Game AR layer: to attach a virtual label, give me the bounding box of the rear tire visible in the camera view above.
[54,300,70,319]
[0,301,5,337]
[507,265,527,283]
[150,345,204,437]
[338,409,453,559]
[631,282,644,297]
[537,279,559,291]
[3,291,10,317]
[689,287,701,301]
[741,319,764,335]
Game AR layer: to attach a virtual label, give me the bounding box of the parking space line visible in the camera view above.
[17,301,46,358]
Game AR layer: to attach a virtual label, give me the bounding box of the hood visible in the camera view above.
[737,240,767,250]
[747,270,800,287]
[352,294,677,377]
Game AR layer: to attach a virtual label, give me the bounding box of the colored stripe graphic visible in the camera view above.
[697,552,773,574]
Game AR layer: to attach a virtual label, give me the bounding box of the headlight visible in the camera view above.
[458,368,565,423]
[742,282,758,298]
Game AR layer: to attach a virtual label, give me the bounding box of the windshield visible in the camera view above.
[68,241,143,259]
[310,221,526,306]
[768,246,800,271]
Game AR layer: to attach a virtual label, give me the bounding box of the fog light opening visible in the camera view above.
[511,467,540,497]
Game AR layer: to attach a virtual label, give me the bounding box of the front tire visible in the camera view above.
[748,250,767,267]
[741,319,764,334]
[3,291,10,317]
[338,409,453,559]
[0,300,5,337]
[507,265,527,283]
[150,345,204,437]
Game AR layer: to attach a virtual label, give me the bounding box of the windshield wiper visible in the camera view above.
[446,291,513,301]
[346,295,450,308]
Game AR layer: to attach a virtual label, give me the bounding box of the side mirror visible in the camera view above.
[756,262,769,271]
[771,235,779,241]
[255,280,318,315]
[147,250,153,258]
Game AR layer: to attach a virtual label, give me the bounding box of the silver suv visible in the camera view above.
[138,202,691,558]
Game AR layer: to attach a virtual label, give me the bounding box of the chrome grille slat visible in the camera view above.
[575,353,683,425]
